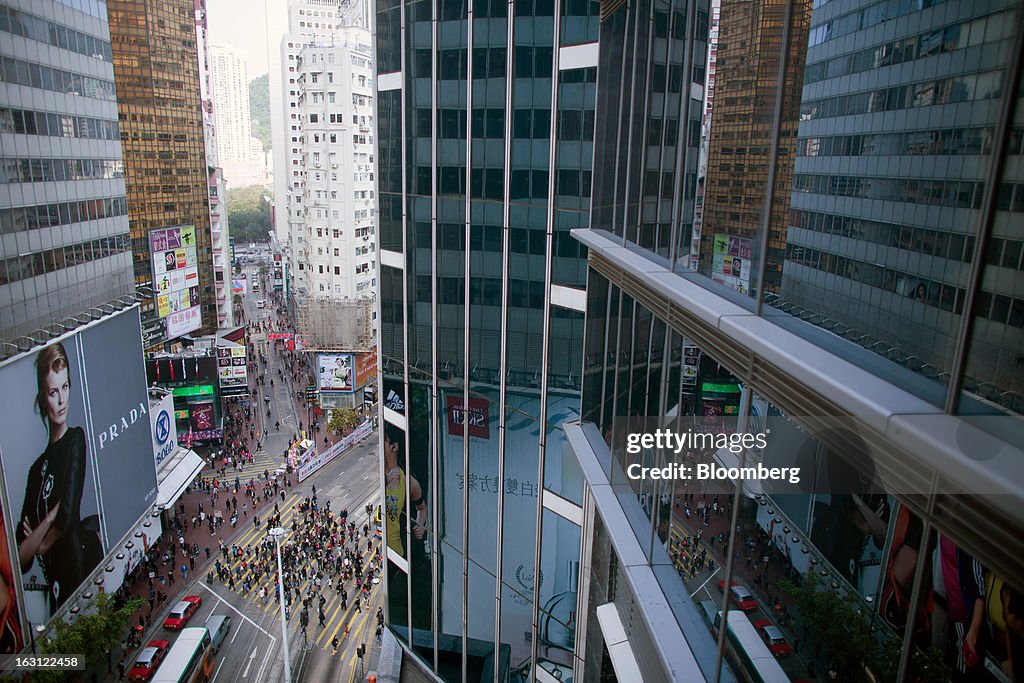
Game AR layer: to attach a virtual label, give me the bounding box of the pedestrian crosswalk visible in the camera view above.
[203,488,382,653]
[669,524,700,573]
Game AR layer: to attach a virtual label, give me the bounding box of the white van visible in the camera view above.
[205,614,232,653]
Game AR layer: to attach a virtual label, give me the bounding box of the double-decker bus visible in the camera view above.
[150,627,215,683]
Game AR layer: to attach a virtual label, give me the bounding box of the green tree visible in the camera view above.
[227,185,272,244]
[779,572,950,683]
[35,593,144,682]
[328,408,361,434]
[248,73,271,150]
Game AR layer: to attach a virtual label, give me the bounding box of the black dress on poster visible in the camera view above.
[15,344,102,614]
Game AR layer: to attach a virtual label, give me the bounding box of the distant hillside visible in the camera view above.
[249,73,270,150]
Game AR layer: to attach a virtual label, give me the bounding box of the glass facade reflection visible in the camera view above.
[565,0,1024,679]
[108,0,218,345]
[374,0,604,677]
[0,0,133,344]
[378,0,1023,678]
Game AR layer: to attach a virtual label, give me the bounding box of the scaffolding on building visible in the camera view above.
[296,296,374,352]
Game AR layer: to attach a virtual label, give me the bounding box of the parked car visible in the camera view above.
[163,596,202,629]
[127,639,170,680]
[718,581,758,611]
[753,619,792,656]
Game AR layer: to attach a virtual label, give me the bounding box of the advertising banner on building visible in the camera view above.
[297,420,372,481]
[438,388,581,666]
[150,393,177,468]
[711,233,752,294]
[150,225,202,340]
[317,354,354,393]
[231,278,247,296]
[355,349,378,390]
[0,307,158,632]
[217,346,248,397]
[445,395,490,439]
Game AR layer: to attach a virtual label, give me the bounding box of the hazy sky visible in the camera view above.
[206,0,287,78]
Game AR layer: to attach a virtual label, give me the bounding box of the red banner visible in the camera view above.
[355,349,378,388]
[446,395,490,439]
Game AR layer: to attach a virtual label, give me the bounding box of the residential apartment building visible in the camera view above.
[210,42,266,189]
[209,43,252,172]
[0,0,133,345]
[294,28,375,299]
[272,0,341,295]
[195,0,232,328]
[108,0,216,346]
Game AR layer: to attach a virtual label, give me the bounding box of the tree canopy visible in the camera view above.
[249,73,271,150]
[227,185,272,244]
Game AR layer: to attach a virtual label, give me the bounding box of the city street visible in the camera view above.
[113,266,383,683]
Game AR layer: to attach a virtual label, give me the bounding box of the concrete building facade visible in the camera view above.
[294,28,375,300]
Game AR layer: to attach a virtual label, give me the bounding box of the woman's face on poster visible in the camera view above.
[43,366,70,427]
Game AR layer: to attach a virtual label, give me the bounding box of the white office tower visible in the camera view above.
[295,27,375,301]
[0,0,134,345]
[195,1,233,328]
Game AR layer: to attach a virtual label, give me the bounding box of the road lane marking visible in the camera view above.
[198,582,273,636]
[211,658,226,683]
[254,642,274,683]
[242,647,258,678]
[690,565,721,599]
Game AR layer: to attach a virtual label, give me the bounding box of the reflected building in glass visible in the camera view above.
[373,0,605,677]
[566,0,1024,682]
[696,0,812,295]
[778,0,1024,413]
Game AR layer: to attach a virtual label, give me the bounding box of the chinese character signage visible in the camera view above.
[217,346,248,397]
[149,225,202,340]
[711,233,752,294]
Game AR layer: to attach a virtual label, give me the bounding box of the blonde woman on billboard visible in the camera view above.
[16,343,102,613]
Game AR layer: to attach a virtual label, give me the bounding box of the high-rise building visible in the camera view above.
[195,0,233,329]
[293,28,375,300]
[779,0,1023,413]
[562,1,1024,683]
[272,0,342,297]
[373,0,608,676]
[209,43,252,168]
[210,42,265,188]
[0,0,133,346]
[108,0,217,346]
[696,0,812,295]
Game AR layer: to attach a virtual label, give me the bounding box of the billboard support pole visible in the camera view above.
[270,527,292,683]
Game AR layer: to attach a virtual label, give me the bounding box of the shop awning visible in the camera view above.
[156,447,206,509]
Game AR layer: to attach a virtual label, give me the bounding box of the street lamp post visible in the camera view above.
[270,526,292,683]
